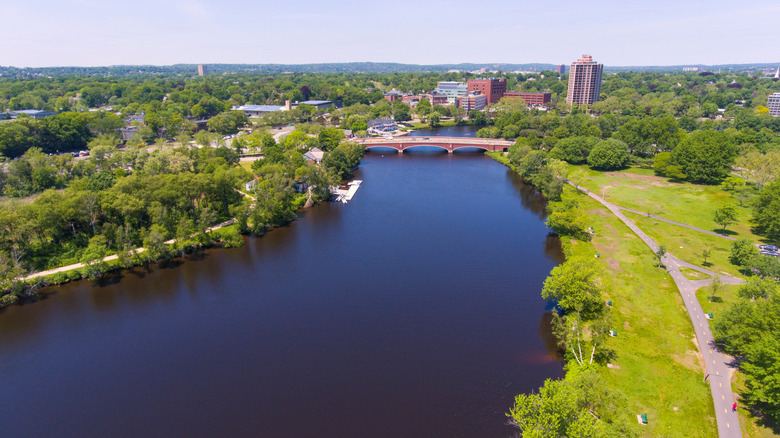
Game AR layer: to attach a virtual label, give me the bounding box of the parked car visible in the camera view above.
[759,245,779,252]
[760,251,780,258]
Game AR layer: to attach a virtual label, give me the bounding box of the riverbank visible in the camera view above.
[487,152,719,436]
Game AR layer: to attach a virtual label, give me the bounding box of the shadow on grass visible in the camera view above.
[713,228,739,236]
[702,261,713,267]
[707,296,723,304]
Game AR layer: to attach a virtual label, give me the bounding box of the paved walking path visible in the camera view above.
[617,207,737,241]
[21,219,237,281]
[571,183,743,437]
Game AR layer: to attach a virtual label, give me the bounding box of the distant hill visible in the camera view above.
[0,62,778,77]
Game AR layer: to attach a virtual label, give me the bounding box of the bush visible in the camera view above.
[587,139,631,170]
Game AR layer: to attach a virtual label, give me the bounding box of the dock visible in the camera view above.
[333,180,362,203]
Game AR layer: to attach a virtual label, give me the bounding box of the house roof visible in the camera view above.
[303,147,325,162]
[299,100,332,105]
[237,105,285,112]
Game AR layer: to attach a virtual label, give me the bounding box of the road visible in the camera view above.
[571,183,743,437]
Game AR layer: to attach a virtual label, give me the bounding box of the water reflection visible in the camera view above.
[0,151,564,438]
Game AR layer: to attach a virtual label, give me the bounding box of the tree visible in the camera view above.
[507,367,634,438]
[587,139,631,170]
[671,130,737,183]
[541,256,604,316]
[546,198,591,241]
[709,276,722,303]
[80,235,109,279]
[752,180,780,242]
[655,246,666,268]
[729,239,759,270]
[736,150,780,192]
[415,98,431,117]
[392,101,411,122]
[551,309,612,367]
[713,204,738,234]
[317,127,344,152]
[207,111,248,135]
[701,246,712,266]
[428,112,441,128]
[737,276,777,300]
[549,136,600,164]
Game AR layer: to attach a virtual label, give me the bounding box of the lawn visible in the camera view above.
[567,165,764,242]
[624,211,745,278]
[564,187,717,437]
[695,284,741,320]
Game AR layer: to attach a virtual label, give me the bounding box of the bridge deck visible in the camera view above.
[352,136,513,153]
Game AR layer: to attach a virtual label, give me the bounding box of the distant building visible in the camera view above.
[434,81,468,104]
[367,118,397,134]
[566,54,603,105]
[457,94,488,112]
[383,89,405,102]
[467,78,506,104]
[503,92,552,105]
[303,147,325,164]
[401,94,447,107]
[197,64,205,76]
[120,126,139,141]
[682,67,700,72]
[296,100,334,111]
[8,109,56,119]
[232,104,288,117]
[556,64,567,74]
[768,93,780,117]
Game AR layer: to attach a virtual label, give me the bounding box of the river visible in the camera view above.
[0,127,564,437]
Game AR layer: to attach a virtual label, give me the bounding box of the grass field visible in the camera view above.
[564,187,717,437]
[567,165,764,242]
[624,211,745,278]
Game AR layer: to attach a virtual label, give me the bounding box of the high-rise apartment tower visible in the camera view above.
[566,55,603,105]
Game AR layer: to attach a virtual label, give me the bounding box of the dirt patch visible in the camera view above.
[604,172,673,187]
[672,350,704,372]
[607,258,622,272]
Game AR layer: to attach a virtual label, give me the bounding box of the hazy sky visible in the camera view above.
[4,0,778,67]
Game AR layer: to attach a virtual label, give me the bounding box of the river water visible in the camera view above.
[0,129,564,437]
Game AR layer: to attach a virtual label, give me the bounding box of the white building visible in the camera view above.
[768,93,780,117]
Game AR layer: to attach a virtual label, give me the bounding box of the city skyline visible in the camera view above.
[4,0,779,68]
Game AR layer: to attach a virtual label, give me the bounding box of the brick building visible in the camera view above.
[502,92,552,105]
[467,78,506,104]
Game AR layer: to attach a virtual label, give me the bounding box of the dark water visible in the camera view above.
[0,151,563,438]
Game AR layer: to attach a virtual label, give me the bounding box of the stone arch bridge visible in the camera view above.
[353,136,514,154]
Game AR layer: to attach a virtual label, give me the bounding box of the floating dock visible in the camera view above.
[333,180,362,203]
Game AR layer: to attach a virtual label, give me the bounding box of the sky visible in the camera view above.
[4,0,778,68]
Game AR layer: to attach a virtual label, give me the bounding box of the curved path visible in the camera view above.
[618,207,737,241]
[571,183,743,437]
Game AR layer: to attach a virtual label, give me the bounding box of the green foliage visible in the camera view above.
[549,136,600,164]
[507,367,635,438]
[206,111,248,135]
[729,239,759,268]
[713,204,738,233]
[322,142,365,179]
[671,131,737,184]
[542,256,604,316]
[547,198,591,241]
[587,139,631,170]
[714,289,780,424]
[752,180,780,242]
